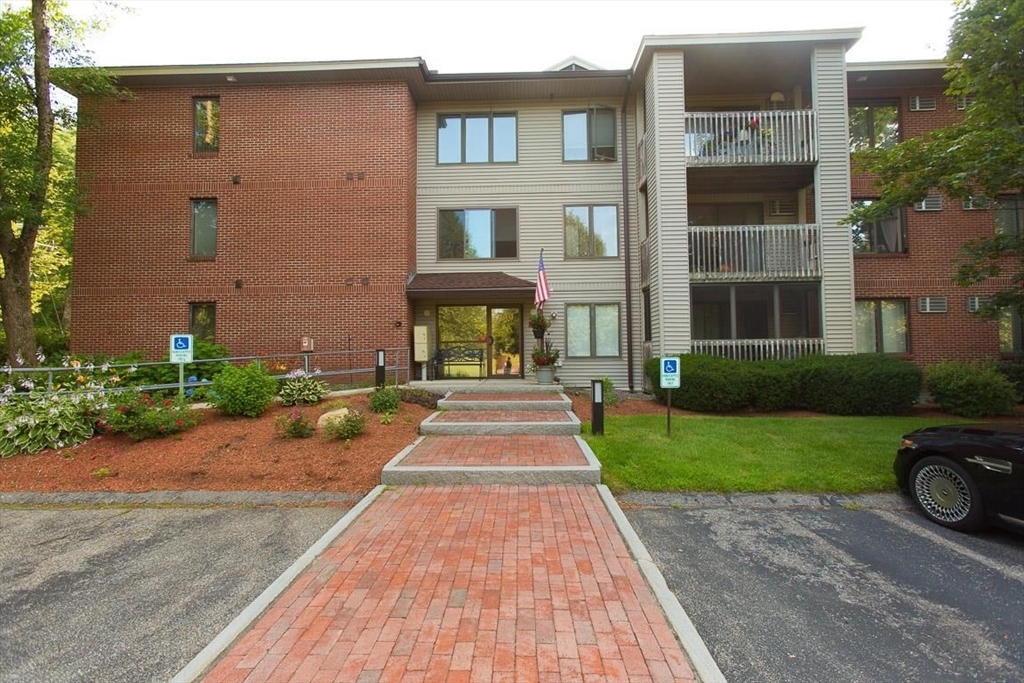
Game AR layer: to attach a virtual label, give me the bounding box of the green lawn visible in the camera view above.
[581,414,953,494]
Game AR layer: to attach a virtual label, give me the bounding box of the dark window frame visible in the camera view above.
[566,302,621,358]
[848,99,900,152]
[562,107,617,162]
[193,96,220,153]
[437,207,518,260]
[436,113,518,165]
[995,195,1024,236]
[856,298,910,354]
[189,302,216,342]
[851,199,908,254]
[190,198,218,258]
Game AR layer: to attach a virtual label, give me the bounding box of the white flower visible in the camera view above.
[100,362,110,373]
[36,349,46,363]
[19,379,34,391]
[14,352,24,366]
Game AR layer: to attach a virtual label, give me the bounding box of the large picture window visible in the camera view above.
[565,205,618,258]
[856,299,908,354]
[438,208,517,259]
[190,199,217,257]
[852,200,907,253]
[437,113,517,164]
[193,97,220,153]
[849,101,899,152]
[566,303,620,357]
[563,107,616,161]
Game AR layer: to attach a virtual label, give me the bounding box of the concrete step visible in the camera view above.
[408,380,563,394]
[419,410,580,436]
[438,391,571,412]
[381,434,600,485]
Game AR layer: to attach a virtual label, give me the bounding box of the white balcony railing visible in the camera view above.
[691,338,825,361]
[689,224,820,281]
[684,110,817,165]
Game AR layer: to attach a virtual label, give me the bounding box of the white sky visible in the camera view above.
[58,0,957,72]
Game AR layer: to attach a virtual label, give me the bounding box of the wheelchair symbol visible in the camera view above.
[174,337,190,350]
[663,359,677,373]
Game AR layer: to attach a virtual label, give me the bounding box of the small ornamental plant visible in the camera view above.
[279,369,330,406]
[209,361,278,417]
[369,385,401,414]
[321,409,365,440]
[528,310,552,332]
[530,340,561,367]
[274,408,316,438]
[101,391,200,441]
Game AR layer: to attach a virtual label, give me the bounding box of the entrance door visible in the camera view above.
[488,306,522,377]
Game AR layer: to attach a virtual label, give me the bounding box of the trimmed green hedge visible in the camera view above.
[645,353,922,415]
[926,361,1017,418]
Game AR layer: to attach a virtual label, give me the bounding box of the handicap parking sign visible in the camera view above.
[169,334,194,363]
[660,356,681,389]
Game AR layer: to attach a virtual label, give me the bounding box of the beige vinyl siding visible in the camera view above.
[415,100,628,387]
[812,45,856,354]
[648,51,690,357]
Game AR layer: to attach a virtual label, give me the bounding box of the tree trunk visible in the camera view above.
[0,248,38,365]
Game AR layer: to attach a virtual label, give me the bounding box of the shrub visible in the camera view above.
[208,361,278,417]
[792,354,921,415]
[369,385,401,414]
[749,360,799,412]
[0,390,102,457]
[101,390,200,441]
[926,361,1018,418]
[116,340,231,395]
[399,387,443,409]
[600,377,619,407]
[274,408,316,438]
[994,359,1024,402]
[645,354,753,412]
[279,370,330,406]
[322,409,365,440]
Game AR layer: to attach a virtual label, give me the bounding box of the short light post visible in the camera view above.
[591,378,604,436]
[375,349,386,387]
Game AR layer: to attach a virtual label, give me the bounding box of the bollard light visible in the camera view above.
[591,378,605,436]
[375,349,386,387]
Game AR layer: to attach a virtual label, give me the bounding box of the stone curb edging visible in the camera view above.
[170,485,388,683]
[596,485,728,683]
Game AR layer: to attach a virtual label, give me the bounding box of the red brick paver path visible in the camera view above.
[402,436,588,467]
[202,485,695,683]
[432,411,572,423]
[445,393,561,402]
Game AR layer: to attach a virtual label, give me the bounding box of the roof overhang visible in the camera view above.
[406,272,537,300]
[847,60,948,90]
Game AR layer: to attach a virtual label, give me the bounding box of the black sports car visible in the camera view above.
[894,423,1024,533]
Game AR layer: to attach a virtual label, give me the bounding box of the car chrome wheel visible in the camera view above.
[914,463,972,523]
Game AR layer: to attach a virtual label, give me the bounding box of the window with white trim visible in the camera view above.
[908,95,936,111]
[856,299,908,354]
[566,303,620,357]
[437,113,517,164]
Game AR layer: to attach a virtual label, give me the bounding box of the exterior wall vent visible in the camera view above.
[909,95,937,112]
[914,196,943,211]
[768,198,797,216]
[918,296,948,313]
[963,196,992,210]
[955,95,975,111]
[966,296,990,313]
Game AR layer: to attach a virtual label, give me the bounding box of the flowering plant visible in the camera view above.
[274,408,315,439]
[528,310,552,331]
[100,390,200,441]
[530,340,561,367]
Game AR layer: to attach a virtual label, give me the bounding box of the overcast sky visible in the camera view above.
[57,0,956,72]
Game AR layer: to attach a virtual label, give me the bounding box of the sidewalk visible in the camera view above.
[177,384,722,683]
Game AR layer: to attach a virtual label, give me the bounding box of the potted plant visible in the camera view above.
[529,310,552,339]
[530,340,560,384]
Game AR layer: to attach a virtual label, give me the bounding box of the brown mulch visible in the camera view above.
[1,391,1019,494]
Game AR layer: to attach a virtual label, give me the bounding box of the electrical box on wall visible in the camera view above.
[301,336,314,352]
[413,326,429,362]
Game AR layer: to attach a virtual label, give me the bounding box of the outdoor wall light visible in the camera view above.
[231,175,242,184]
[234,279,243,289]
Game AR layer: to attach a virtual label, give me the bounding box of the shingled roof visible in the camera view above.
[406,272,536,299]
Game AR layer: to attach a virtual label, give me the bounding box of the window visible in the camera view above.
[564,205,618,258]
[190,199,217,257]
[193,97,219,153]
[914,196,942,211]
[908,95,937,112]
[963,196,992,210]
[849,101,899,152]
[851,200,907,253]
[438,208,517,259]
[1000,309,1023,354]
[189,303,216,342]
[566,303,620,357]
[955,95,975,111]
[967,296,990,313]
[691,283,820,340]
[856,300,908,354]
[563,108,616,161]
[437,113,517,164]
[995,195,1023,236]
[917,297,948,313]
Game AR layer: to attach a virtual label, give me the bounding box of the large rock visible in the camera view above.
[317,407,350,429]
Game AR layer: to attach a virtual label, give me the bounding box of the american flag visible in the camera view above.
[535,250,551,308]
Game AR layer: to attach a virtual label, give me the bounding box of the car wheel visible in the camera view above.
[909,456,986,531]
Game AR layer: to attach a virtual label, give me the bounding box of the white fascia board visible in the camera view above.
[105,57,426,78]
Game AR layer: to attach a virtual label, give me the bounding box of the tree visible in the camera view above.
[0,0,116,365]
[847,0,1024,325]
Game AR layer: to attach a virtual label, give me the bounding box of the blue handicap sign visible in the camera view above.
[662,359,677,374]
[174,336,190,350]
[660,356,681,389]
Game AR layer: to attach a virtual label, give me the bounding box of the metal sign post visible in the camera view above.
[169,334,194,398]
[659,357,681,438]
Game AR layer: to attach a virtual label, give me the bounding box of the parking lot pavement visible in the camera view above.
[621,493,1024,683]
[0,495,356,683]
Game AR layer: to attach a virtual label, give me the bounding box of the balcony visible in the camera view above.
[636,130,653,187]
[684,110,817,166]
[689,224,820,281]
[691,337,825,361]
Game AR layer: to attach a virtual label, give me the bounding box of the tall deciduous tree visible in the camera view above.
[847,0,1024,324]
[0,0,116,365]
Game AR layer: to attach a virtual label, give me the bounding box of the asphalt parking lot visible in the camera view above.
[622,492,1024,683]
[0,493,358,683]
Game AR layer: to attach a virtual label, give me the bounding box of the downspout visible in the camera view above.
[619,76,635,392]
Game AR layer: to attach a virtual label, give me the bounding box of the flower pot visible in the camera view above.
[532,327,545,340]
[535,365,555,385]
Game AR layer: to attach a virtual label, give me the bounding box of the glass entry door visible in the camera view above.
[489,306,521,377]
[436,305,522,379]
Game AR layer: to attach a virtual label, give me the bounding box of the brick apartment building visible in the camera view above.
[66,30,1022,389]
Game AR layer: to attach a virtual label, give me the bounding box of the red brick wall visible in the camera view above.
[849,84,1011,365]
[72,81,417,360]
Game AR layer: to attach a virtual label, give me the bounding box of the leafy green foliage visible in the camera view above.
[274,408,316,438]
[926,361,1018,418]
[115,340,230,391]
[645,354,753,412]
[321,409,365,440]
[208,361,278,417]
[600,377,619,407]
[279,370,330,406]
[994,359,1024,401]
[100,390,199,441]
[398,387,443,409]
[368,385,401,414]
[0,390,102,457]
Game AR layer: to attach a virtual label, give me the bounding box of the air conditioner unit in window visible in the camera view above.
[914,196,943,211]
[768,198,797,216]
[918,297,948,313]
[909,95,937,112]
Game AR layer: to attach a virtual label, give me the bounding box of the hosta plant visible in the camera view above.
[279,369,330,406]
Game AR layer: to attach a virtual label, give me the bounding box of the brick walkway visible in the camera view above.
[400,436,589,467]
[432,411,573,423]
